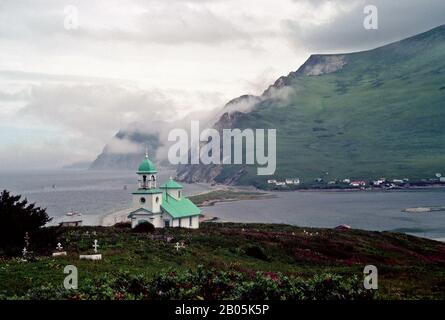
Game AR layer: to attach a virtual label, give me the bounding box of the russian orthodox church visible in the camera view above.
[127,152,201,229]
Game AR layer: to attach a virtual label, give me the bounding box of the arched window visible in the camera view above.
[140,197,146,204]
[178,191,181,198]
[151,175,156,181]
[155,196,159,204]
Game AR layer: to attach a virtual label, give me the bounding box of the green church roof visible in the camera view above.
[160,177,183,189]
[137,155,157,174]
[161,191,201,218]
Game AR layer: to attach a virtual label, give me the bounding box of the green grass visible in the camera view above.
[1,223,445,299]
[188,190,269,206]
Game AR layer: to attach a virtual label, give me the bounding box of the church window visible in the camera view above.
[155,196,159,203]
[140,197,146,204]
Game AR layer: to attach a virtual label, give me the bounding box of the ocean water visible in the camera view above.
[201,189,445,240]
[1,170,445,240]
[0,169,209,225]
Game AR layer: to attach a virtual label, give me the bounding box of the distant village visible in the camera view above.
[267,173,445,190]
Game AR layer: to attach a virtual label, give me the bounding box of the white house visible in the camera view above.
[350,180,367,187]
[127,153,201,229]
[285,178,301,185]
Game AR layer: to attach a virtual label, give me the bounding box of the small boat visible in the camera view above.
[65,211,83,217]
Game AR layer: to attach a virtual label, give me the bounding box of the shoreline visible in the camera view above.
[98,185,445,227]
[258,184,445,193]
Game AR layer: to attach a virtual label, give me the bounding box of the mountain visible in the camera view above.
[90,129,162,170]
[62,161,92,170]
[177,25,445,187]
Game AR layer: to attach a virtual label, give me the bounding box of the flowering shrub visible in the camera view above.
[14,266,375,300]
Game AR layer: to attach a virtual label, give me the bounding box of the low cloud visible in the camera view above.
[105,136,142,154]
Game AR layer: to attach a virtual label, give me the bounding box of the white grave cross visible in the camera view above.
[56,242,63,251]
[93,239,99,253]
[175,241,185,251]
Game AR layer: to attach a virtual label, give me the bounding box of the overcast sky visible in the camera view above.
[0,0,444,170]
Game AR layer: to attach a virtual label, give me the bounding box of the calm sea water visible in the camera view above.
[1,170,445,240]
[0,169,209,225]
[201,189,445,240]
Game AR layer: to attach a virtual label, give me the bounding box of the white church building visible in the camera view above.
[126,152,201,229]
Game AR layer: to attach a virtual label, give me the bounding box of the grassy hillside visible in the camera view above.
[192,25,445,187]
[1,223,445,299]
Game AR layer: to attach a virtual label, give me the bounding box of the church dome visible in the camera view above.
[160,177,183,189]
[137,155,157,174]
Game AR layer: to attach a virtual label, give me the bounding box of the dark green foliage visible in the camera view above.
[114,221,131,229]
[15,267,374,300]
[244,245,270,261]
[132,221,155,233]
[0,190,52,256]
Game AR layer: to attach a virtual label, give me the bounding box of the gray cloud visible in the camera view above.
[0,0,253,46]
[285,0,445,53]
[1,0,444,170]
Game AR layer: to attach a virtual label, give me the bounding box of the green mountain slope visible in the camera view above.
[178,25,445,186]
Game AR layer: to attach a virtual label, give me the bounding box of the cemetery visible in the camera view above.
[1,222,445,299]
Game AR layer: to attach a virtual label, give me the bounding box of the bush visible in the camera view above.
[244,245,270,261]
[12,267,375,300]
[114,222,131,229]
[0,190,52,257]
[132,221,155,233]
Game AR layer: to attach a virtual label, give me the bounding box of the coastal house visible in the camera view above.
[373,178,386,186]
[285,178,300,185]
[127,153,201,229]
[350,180,366,187]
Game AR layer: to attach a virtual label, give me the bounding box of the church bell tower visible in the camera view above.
[132,150,162,213]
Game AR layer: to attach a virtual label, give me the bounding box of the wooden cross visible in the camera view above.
[175,241,185,251]
[93,239,99,253]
